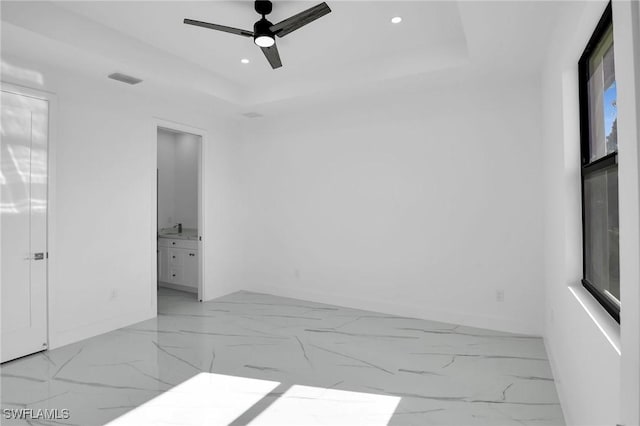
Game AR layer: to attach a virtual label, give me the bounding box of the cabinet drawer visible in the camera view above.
[158,238,198,250]
[167,249,184,266]
[168,267,183,283]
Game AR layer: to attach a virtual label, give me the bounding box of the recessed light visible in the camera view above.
[391,16,402,24]
[241,58,250,64]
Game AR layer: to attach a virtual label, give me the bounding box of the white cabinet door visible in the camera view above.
[158,245,169,282]
[182,250,198,288]
[1,90,49,362]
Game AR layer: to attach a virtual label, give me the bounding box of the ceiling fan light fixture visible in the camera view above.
[391,16,402,24]
[253,17,275,47]
[254,35,275,47]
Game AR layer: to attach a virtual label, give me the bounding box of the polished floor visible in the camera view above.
[1,288,565,425]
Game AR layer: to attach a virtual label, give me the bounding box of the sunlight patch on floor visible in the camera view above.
[106,373,280,426]
[251,384,401,425]
[106,373,401,426]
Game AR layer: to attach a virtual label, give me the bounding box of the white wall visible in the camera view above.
[613,1,640,424]
[157,129,199,230]
[237,75,545,335]
[1,55,246,349]
[541,1,640,425]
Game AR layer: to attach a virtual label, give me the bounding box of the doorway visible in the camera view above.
[155,126,204,302]
[1,87,49,363]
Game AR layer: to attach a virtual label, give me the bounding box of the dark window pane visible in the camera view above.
[584,165,620,305]
[587,24,617,162]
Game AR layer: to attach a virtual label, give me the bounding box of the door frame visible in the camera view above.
[151,118,206,305]
[1,81,58,355]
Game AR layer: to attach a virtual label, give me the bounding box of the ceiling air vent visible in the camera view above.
[108,72,143,85]
[242,112,263,118]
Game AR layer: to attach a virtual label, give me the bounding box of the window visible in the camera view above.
[579,2,620,322]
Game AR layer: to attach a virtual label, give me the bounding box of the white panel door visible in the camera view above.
[1,90,48,363]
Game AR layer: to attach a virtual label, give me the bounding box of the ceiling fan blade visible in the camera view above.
[269,2,331,38]
[183,19,254,38]
[260,44,282,69]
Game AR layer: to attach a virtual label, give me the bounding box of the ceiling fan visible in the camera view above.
[184,0,332,70]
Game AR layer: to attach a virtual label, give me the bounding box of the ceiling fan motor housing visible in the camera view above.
[254,18,274,36]
[253,18,275,46]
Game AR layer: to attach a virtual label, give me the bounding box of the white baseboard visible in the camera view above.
[46,284,540,352]
[244,284,542,336]
[48,306,156,350]
[543,336,572,425]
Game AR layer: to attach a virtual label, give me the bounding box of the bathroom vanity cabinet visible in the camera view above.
[158,238,198,292]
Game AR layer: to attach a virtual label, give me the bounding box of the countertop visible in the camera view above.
[158,227,198,241]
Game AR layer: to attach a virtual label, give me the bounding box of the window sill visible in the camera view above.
[568,285,621,355]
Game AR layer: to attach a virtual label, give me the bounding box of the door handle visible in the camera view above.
[24,252,45,261]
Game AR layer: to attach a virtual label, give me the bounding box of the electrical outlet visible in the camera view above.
[294,269,301,280]
[496,289,504,302]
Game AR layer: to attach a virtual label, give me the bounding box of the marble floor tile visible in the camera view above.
[1,288,565,425]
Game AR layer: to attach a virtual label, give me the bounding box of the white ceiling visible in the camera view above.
[1,1,568,109]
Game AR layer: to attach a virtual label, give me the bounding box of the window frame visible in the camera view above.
[578,2,620,323]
